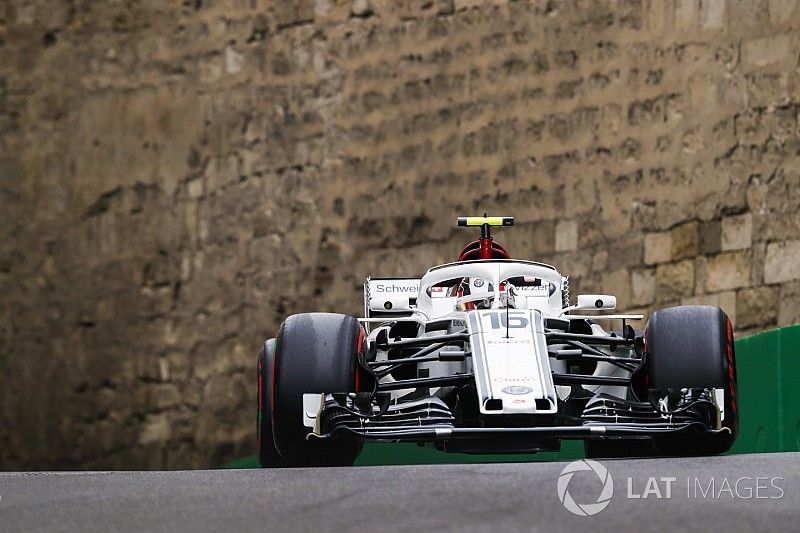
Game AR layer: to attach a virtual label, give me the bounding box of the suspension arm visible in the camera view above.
[545,331,634,347]
[376,373,474,391]
[551,373,631,386]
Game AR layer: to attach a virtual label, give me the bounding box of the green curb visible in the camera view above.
[730,325,800,454]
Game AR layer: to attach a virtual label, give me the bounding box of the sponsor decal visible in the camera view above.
[514,285,549,293]
[373,282,418,294]
[501,385,534,395]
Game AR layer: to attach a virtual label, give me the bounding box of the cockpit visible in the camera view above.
[363,217,568,322]
[416,260,565,318]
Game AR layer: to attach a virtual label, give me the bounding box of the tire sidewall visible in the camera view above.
[257,339,284,467]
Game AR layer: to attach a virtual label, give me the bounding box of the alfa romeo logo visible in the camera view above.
[501,385,533,395]
[557,459,614,516]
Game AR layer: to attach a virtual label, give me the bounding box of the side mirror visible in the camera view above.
[369,296,413,312]
[576,294,617,310]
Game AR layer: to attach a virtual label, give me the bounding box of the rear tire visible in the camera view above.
[272,313,364,467]
[644,305,738,456]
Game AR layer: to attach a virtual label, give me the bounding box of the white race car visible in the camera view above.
[257,216,738,467]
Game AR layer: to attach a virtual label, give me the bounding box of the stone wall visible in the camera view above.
[1,0,799,469]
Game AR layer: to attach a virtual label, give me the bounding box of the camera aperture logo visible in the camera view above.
[557,459,614,516]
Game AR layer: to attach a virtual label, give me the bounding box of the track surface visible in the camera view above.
[1,452,798,532]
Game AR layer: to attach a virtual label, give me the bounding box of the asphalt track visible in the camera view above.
[1,452,798,532]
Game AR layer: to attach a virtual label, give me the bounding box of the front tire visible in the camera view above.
[644,305,738,456]
[271,313,364,467]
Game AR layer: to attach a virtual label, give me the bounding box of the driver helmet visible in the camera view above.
[452,277,511,310]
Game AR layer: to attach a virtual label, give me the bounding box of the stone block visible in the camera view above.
[350,0,373,17]
[139,413,171,445]
[742,33,793,66]
[644,231,672,265]
[702,0,725,28]
[656,260,695,303]
[752,210,800,245]
[671,221,699,260]
[729,0,773,31]
[721,213,752,251]
[778,281,800,326]
[274,0,315,28]
[747,72,791,108]
[768,0,798,23]
[150,383,181,411]
[601,269,631,308]
[704,251,752,292]
[699,220,721,255]
[224,45,244,75]
[555,220,578,252]
[591,250,608,272]
[764,241,800,284]
[736,286,779,329]
[606,236,644,269]
[630,268,656,306]
[674,0,699,30]
[646,0,669,32]
[751,242,766,286]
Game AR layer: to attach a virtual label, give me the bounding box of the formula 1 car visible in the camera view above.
[257,216,738,467]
